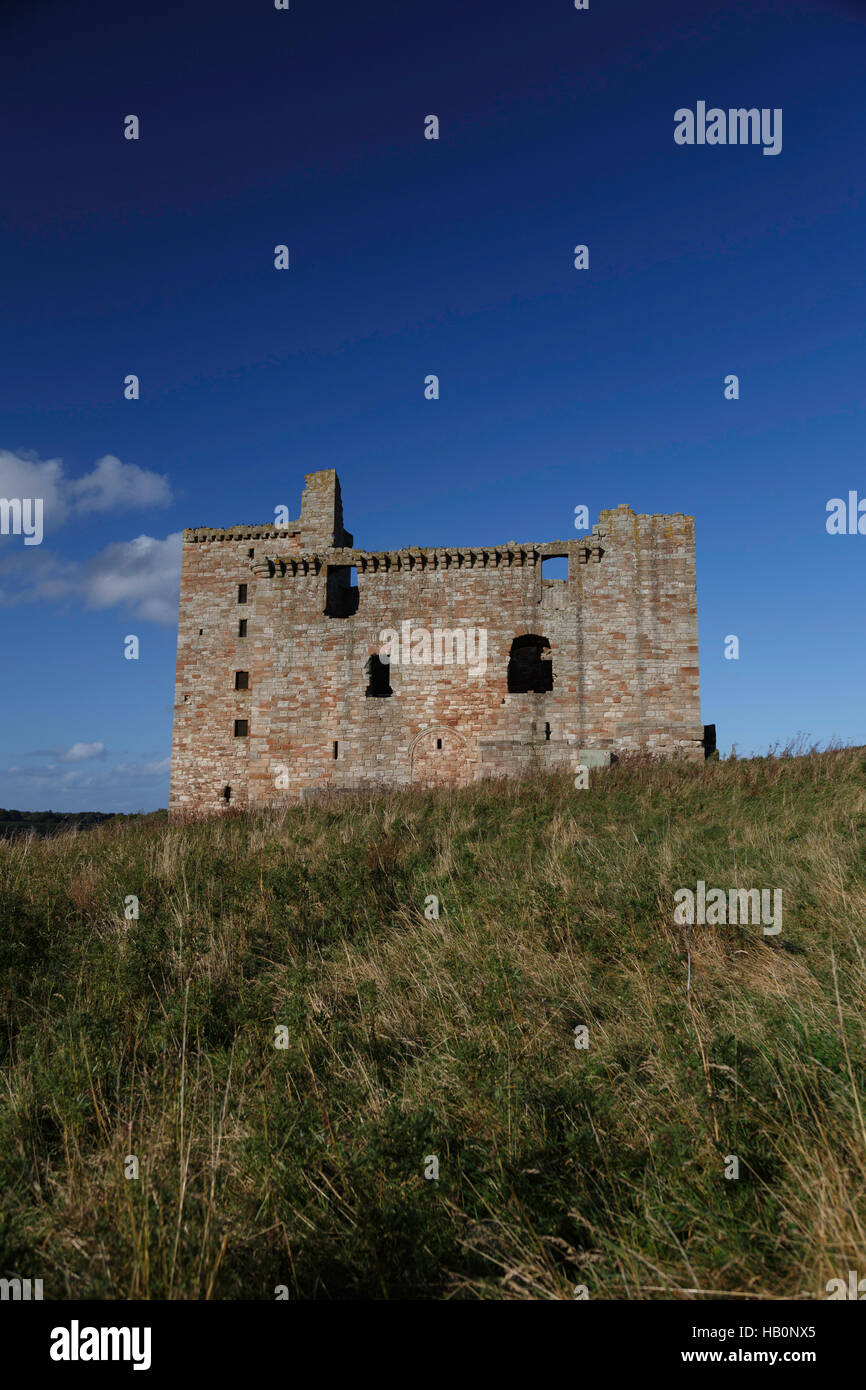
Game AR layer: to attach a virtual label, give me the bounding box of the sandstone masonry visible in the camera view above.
[169,470,710,815]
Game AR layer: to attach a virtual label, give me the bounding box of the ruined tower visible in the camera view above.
[168,470,708,815]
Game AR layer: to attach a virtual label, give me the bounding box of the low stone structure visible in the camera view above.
[169,470,709,815]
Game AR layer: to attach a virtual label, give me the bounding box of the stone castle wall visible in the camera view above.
[168,470,706,815]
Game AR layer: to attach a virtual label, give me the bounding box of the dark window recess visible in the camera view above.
[237,584,248,604]
[235,671,249,691]
[541,555,569,581]
[238,619,247,637]
[234,719,249,737]
[507,635,553,693]
[248,548,255,558]
[223,786,232,803]
[198,628,203,636]
[333,740,339,759]
[436,738,443,750]
[703,723,717,759]
[365,654,392,698]
[545,723,551,742]
[325,565,359,618]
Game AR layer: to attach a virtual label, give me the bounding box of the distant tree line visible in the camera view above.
[0,809,167,839]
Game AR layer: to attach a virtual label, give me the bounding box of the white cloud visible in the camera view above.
[115,756,171,776]
[0,448,172,541]
[60,742,106,763]
[0,531,182,624]
[82,533,183,624]
[69,454,172,515]
[0,449,66,533]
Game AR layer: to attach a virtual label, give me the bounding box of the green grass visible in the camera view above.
[1,747,865,1299]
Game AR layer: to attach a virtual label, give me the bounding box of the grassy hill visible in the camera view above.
[1,748,865,1300]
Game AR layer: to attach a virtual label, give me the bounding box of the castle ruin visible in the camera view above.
[169,470,709,815]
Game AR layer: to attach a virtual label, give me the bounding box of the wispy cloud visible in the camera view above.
[0,448,172,536]
[0,531,182,624]
[0,447,181,622]
[59,742,106,763]
[68,454,172,515]
[1,748,171,813]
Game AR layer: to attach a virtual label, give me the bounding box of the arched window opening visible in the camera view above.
[507,634,553,693]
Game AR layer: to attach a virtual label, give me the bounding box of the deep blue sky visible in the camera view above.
[1,0,864,812]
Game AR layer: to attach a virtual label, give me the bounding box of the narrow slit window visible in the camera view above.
[333,740,339,759]
[223,786,232,803]
[238,619,247,637]
[238,583,248,604]
[436,738,443,750]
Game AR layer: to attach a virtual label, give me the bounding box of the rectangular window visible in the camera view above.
[238,583,248,603]
[234,719,249,737]
[238,619,247,637]
[235,671,249,691]
[541,555,569,581]
[333,740,339,759]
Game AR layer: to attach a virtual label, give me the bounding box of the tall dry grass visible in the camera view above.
[1,746,865,1298]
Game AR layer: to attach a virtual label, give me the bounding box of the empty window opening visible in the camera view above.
[333,740,339,759]
[238,619,247,637]
[541,555,569,581]
[365,653,392,698]
[234,719,249,737]
[248,548,255,558]
[507,634,553,694]
[325,565,359,618]
[545,722,551,742]
[223,785,232,803]
[235,671,249,691]
[198,628,203,635]
[436,738,443,750]
[238,583,248,604]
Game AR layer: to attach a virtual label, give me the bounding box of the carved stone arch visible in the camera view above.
[409,727,472,786]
